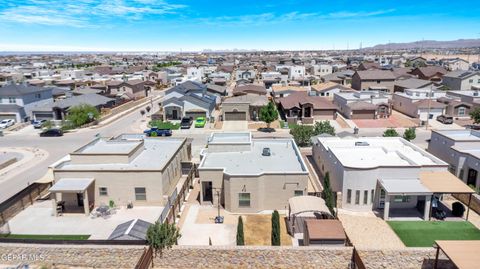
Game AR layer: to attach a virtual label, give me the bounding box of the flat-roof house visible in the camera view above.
[392,88,447,121]
[0,84,53,122]
[442,71,480,91]
[312,136,464,220]
[351,70,396,93]
[428,130,480,188]
[198,133,309,213]
[333,91,391,119]
[50,135,191,216]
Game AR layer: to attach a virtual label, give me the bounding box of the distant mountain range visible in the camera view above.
[368,39,480,50]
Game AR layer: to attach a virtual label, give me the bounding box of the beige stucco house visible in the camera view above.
[50,134,190,216]
[198,133,309,213]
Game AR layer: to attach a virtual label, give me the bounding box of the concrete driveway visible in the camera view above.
[222,120,248,131]
[428,119,463,130]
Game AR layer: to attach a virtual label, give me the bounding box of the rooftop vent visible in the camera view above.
[473,91,479,97]
[262,147,271,156]
[355,141,370,147]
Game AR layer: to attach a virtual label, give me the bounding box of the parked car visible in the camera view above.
[39,128,63,137]
[195,117,206,128]
[180,117,193,129]
[465,124,480,130]
[32,119,47,129]
[0,119,15,129]
[143,127,172,137]
[436,115,453,124]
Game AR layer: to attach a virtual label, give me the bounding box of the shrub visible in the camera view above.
[322,172,336,216]
[403,127,416,141]
[236,216,244,246]
[66,104,100,127]
[383,128,399,137]
[271,210,280,246]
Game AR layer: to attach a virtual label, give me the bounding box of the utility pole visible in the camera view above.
[425,84,433,130]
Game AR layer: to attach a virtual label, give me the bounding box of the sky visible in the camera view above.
[0,0,479,52]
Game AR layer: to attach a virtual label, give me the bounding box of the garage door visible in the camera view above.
[351,110,375,119]
[33,112,54,121]
[224,112,247,121]
[185,111,207,119]
[0,114,17,121]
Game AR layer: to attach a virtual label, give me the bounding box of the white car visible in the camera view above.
[0,119,15,129]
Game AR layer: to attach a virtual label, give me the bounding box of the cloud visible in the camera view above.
[0,0,187,27]
[326,9,396,19]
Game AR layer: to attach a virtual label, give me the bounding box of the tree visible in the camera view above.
[66,104,100,127]
[289,125,314,147]
[403,127,416,141]
[259,101,279,129]
[271,210,281,246]
[146,221,181,259]
[236,216,244,246]
[313,120,335,136]
[383,128,399,137]
[322,172,336,216]
[470,107,480,124]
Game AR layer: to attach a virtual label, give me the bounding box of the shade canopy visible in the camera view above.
[49,178,94,193]
[288,195,331,216]
[304,219,346,241]
[420,171,474,194]
[436,240,480,269]
[379,179,432,195]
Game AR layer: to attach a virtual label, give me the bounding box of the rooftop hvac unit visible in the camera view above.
[262,147,271,156]
[355,141,370,146]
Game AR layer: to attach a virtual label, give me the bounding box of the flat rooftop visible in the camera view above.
[57,137,185,171]
[434,130,480,141]
[200,139,307,175]
[208,132,251,144]
[317,137,445,168]
[452,144,480,159]
[76,139,141,154]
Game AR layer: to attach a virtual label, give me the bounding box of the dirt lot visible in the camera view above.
[353,112,417,128]
[243,214,292,246]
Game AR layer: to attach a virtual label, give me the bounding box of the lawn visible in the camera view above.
[243,214,292,246]
[148,120,180,130]
[0,234,90,240]
[388,221,480,247]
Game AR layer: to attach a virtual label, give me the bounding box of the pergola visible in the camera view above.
[420,171,475,220]
[288,196,334,234]
[434,240,480,269]
[49,178,95,216]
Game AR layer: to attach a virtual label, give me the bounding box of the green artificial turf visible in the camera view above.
[388,221,480,247]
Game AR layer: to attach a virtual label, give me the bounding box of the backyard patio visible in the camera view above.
[4,200,163,239]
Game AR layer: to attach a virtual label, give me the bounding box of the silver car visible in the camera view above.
[0,119,15,129]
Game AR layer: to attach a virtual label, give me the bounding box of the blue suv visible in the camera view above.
[143,127,172,137]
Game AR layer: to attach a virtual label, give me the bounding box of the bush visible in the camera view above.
[236,216,244,246]
[66,104,100,127]
[290,124,314,147]
[403,127,416,141]
[313,121,335,136]
[383,128,399,137]
[149,120,180,130]
[322,172,336,216]
[271,210,280,246]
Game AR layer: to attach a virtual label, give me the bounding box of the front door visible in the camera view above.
[467,169,478,186]
[172,109,178,120]
[77,193,84,207]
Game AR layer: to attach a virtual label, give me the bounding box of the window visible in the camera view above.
[8,97,15,104]
[35,93,41,99]
[458,107,466,116]
[347,189,352,204]
[239,193,251,207]
[355,190,360,205]
[294,190,304,196]
[371,190,374,203]
[135,187,146,201]
[394,195,410,203]
[99,187,108,196]
[363,190,368,205]
[469,79,474,83]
